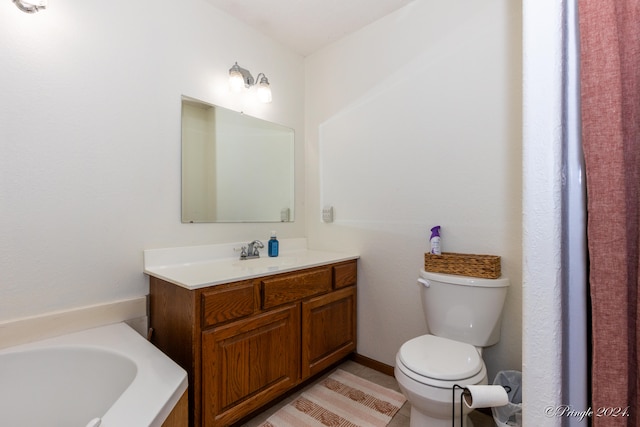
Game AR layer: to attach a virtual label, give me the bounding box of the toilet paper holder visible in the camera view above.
[452,384,511,427]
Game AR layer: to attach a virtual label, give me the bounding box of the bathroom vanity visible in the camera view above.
[145,243,358,427]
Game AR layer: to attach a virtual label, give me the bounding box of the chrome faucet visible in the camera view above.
[240,240,264,260]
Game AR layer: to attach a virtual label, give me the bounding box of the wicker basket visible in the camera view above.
[424,252,501,279]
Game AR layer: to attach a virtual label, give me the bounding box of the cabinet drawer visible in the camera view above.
[333,260,357,289]
[202,281,257,328]
[262,267,332,309]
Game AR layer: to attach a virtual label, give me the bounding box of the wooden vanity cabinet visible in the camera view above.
[149,259,357,427]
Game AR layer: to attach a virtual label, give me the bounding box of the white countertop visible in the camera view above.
[144,239,359,290]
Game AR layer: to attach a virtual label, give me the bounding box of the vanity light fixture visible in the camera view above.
[13,0,47,13]
[228,62,272,103]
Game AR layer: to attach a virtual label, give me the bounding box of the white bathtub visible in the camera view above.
[0,322,187,427]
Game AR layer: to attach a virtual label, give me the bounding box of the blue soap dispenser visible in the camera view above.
[268,231,279,257]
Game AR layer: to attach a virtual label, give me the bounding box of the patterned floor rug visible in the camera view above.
[258,369,406,427]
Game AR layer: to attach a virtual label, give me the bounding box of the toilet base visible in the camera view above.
[409,405,475,427]
[395,361,483,427]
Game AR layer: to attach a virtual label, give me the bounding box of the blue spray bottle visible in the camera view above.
[430,226,441,255]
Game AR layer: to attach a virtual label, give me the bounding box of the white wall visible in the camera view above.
[522,0,565,425]
[305,0,523,380]
[0,0,306,322]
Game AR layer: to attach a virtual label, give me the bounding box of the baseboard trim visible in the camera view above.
[350,353,395,377]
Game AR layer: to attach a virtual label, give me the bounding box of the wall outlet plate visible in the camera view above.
[322,206,334,223]
[280,208,290,222]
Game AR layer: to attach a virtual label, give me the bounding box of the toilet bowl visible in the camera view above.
[395,334,488,427]
[395,270,509,427]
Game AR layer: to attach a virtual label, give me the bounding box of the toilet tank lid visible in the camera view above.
[420,270,510,288]
[398,335,483,381]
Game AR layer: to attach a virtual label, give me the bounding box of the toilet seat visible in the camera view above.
[397,335,486,388]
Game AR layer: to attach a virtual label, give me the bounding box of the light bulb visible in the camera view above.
[228,62,246,93]
[229,72,245,93]
[256,77,272,103]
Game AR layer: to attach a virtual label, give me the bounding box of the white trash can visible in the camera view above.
[491,370,522,427]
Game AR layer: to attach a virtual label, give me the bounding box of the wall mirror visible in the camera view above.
[181,96,295,223]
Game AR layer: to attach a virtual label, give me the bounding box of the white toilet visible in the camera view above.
[395,270,509,427]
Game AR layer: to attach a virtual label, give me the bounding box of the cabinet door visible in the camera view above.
[202,304,300,427]
[301,286,357,378]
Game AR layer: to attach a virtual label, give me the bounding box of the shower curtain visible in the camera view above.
[578,1,640,426]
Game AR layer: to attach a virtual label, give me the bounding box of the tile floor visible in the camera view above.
[242,360,496,427]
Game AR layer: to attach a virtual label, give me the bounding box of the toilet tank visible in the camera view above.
[418,270,509,347]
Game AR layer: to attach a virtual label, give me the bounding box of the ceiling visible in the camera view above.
[205,0,414,57]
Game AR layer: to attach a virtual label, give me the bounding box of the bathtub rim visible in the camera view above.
[0,321,188,427]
